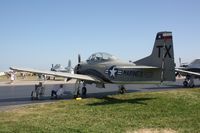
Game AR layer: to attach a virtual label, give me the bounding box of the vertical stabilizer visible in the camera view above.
[134,31,175,81]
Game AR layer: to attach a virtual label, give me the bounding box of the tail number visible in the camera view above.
[156,45,172,58]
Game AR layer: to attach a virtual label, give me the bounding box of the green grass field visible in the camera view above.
[0,89,199,133]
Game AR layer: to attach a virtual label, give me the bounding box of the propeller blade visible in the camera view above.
[51,64,54,71]
[78,54,81,64]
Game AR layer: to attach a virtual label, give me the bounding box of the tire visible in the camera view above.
[183,81,188,87]
[119,87,126,94]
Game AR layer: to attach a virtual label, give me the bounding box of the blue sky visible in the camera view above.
[0,0,200,71]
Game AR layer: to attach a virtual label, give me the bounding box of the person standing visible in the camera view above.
[10,71,16,84]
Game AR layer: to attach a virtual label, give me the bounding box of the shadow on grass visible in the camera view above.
[87,96,156,106]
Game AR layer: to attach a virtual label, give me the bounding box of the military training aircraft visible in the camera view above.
[176,59,200,87]
[48,60,74,80]
[10,31,175,98]
[51,60,74,73]
[178,58,189,68]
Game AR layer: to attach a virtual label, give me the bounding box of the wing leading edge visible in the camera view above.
[10,67,101,82]
[175,68,200,76]
[116,65,159,69]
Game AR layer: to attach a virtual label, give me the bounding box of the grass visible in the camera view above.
[0,89,199,133]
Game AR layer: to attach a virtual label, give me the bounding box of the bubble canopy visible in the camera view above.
[87,52,118,62]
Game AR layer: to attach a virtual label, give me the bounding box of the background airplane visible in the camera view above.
[47,60,74,80]
[176,59,200,87]
[11,31,175,98]
[51,60,74,74]
[178,58,189,67]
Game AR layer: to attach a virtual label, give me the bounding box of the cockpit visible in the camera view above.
[87,52,117,62]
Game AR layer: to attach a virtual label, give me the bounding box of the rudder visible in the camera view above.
[134,31,175,81]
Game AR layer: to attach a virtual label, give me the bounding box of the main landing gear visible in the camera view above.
[118,85,127,94]
[74,80,87,98]
[183,75,195,88]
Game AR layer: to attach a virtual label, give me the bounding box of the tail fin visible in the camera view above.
[134,31,175,81]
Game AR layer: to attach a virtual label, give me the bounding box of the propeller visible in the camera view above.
[78,54,81,64]
[51,64,54,71]
[75,54,81,74]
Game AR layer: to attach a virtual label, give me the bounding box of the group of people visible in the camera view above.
[31,82,45,100]
[31,82,65,100]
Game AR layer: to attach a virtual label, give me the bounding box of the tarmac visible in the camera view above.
[0,79,199,111]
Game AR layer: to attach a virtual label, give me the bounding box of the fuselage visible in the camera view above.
[74,56,162,84]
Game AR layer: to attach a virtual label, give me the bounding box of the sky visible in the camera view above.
[0,0,200,71]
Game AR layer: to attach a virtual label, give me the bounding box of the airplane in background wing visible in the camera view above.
[10,31,175,98]
[176,59,200,87]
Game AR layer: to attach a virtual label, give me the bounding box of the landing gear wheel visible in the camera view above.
[82,87,87,97]
[183,81,188,87]
[119,86,126,94]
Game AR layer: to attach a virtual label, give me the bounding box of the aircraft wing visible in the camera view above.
[175,68,200,76]
[10,67,101,82]
[116,65,159,69]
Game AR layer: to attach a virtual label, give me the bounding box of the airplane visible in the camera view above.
[176,59,200,87]
[10,31,175,98]
[178,58,189,67]
[48,60,74,80]
[38,60,74,80]
[51,60,74,74]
